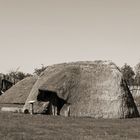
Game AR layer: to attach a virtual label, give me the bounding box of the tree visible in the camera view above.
[5,71,32,84]
[134,63,140,86]
[0,70,32,93]
[121,63,135,86]
[34,64,47,76]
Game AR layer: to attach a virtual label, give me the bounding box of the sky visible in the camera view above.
[0,0,140,74]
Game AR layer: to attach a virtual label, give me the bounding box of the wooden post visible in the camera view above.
[28,100,36,115]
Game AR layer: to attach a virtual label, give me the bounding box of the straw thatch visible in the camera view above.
[23,61,139,118]
[0,76,37,104]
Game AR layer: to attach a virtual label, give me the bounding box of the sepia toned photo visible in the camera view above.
[0,0,140,139]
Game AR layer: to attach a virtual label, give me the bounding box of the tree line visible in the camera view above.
[121,63,140,87]
[0,65,47,88]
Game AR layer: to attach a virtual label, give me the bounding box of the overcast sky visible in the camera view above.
[0,0,140,74]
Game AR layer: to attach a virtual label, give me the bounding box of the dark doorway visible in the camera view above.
[37,89,66,115]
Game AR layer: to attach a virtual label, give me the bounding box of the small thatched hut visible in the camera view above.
[0,76,37,104]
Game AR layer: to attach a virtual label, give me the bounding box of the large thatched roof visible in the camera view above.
[23,61,139,118]
[0,76,37,104]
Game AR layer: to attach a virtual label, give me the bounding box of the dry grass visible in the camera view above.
[0,111,140,140]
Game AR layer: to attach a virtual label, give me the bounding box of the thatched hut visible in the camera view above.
[23,61,139,118]
[0,76,37,104]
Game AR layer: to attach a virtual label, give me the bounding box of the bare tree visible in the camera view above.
[34,64,47,76]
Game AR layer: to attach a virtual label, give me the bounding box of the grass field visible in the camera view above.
[0,111,140,140]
